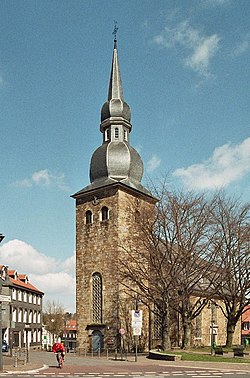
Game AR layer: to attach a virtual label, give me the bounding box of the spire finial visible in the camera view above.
[113,20,118,48]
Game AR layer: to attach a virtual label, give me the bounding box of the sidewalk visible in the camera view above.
[2,350,250,374]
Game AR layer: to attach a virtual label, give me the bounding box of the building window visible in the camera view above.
[18,290,22,301]
[105,128,110,141]
[29,310,33,323]
[12,289,16,301]
[29,293,32,303]
[24,309,28,323]
[153,308,162,339]
[124,130,127,141]
[12,308,17,322]
[101,206,109,221]
[38,296,41,305]
[114,127,119,139]
[92,272,102,323]
[33,295,37,304]
[18,308,22,322]
[23,292,27,302]
[86,210,93,225]
[243,322,250,331]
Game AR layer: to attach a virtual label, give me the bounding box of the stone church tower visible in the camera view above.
[72,36,156,353]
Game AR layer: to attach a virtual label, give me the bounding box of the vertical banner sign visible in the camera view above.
[131,310,143,336]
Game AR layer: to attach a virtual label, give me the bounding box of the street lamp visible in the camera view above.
[208,301,218,355]
[0,233,5,371]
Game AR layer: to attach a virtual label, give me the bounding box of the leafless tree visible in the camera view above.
[154,188,219,348]
[210,194,250,347]
[119,184,219,349]
[43,300,65,342]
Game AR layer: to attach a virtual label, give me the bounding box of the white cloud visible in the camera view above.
[13,169,69,191]
[146,154,161,173]
[153,20,220,76]
[0,239,75,312]
[185,34,220,75]
[0,239,56,274]
[173,137,250,190]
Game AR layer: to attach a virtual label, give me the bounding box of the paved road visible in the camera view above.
[1,351,250,378]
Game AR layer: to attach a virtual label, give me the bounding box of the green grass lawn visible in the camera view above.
[174,351,250,363]
[153,350,250,364]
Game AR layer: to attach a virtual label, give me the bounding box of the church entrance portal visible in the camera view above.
[92,330,103,352]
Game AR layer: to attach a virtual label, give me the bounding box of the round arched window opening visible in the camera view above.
[101,206,109,221]
[86,210,93,224]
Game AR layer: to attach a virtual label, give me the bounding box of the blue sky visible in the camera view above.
[0,0,249,312]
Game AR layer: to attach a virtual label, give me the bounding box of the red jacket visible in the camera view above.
[52,342,65,353]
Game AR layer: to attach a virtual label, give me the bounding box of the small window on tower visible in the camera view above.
[105,128,110,141]
[124,130,127,141]
[101,206,109,221]
[86,210,93,224]
[114,127,119,139]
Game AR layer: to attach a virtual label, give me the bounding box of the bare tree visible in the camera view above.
[119,184,219,349]
[43,300,65,342]
[210,194,250,347]
[154,188,219,348]
[118,198,173,351]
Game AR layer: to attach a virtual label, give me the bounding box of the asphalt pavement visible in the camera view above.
[1,350,250,375]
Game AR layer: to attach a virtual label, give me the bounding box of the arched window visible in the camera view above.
[101,206,109,221]
[92,273,102,323]
[106,128,110,141]
[123,129,128,141]
[86,210,93,224]
[114,127,119,139]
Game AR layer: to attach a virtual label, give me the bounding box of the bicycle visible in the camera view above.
[56,351,64,368]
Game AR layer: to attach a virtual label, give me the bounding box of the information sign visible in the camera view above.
[0,295,11,302]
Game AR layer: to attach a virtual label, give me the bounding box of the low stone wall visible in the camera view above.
[148,350,181,361]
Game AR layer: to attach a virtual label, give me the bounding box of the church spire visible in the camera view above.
[108,22,124,101]
[72,30,152,199]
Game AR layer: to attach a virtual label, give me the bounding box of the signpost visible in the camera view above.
[131,310,143,362]
[119,328,126,360]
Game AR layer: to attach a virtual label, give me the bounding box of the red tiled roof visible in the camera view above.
[9,276,44,294]
[7,270,17,276]
[1,267,44,294]
[65,319,77,330]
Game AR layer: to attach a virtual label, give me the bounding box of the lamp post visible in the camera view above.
[208,301,217,355]
[0,233,5,372]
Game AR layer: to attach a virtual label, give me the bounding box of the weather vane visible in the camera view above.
[113,20,118,47]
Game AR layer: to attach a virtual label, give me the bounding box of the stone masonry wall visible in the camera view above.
[75,185,155,352]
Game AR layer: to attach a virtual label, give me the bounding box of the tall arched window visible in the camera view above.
[101,206,109,221]
[92,273,102,323]
[86,210,93,224]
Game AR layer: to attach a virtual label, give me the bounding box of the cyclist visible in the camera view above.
[52,339,65,367]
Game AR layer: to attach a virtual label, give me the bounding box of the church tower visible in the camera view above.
[72,34,156,353]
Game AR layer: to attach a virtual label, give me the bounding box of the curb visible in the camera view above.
[3,365,47,375]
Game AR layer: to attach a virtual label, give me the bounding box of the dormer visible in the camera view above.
[19,274,29,284]
[0,265,8,280]
[8,269,18,280]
